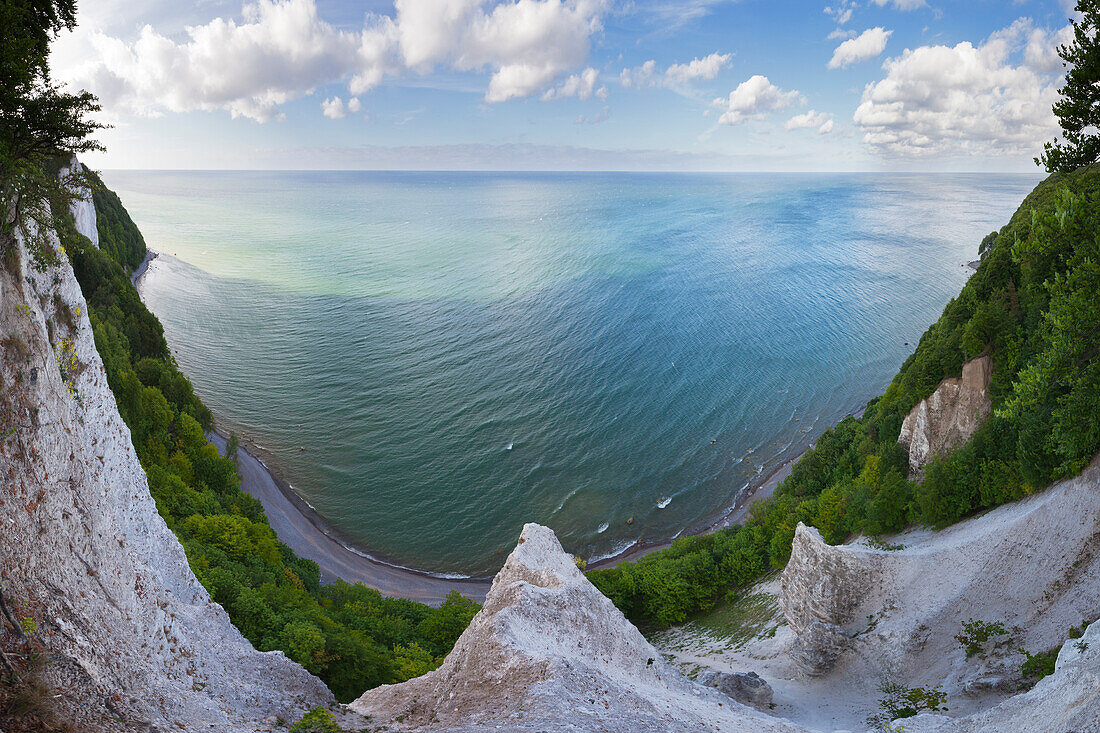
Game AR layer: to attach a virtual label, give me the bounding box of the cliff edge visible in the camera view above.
[0,206,330,730]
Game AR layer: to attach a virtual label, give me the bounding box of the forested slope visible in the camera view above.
[59,180,478,703]
[588,166,1100,626]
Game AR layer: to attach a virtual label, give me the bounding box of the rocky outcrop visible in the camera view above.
[351,523,807,732]
[697,670,774,708]
[1,212,329,730]
[898,354,992,478]
[779,523,880,675]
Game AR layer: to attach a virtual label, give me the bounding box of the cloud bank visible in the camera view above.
[853,19,1063,156]
[54,0,608,120]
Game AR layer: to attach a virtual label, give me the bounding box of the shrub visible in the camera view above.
[955,619,1008,658]
[868,681,948,729]
[1019,647,1058,682]
[289,707,341,733]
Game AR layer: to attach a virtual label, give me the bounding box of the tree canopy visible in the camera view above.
[1038,0,1100,172]
[0,0,102,265]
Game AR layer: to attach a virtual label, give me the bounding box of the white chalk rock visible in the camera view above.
[898,355,992,478]
[351,523,809,732]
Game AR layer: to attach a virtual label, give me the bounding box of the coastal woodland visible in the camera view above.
[59,203,478,702]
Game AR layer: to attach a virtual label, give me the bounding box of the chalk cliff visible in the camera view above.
[0,208,329,730]
[898,355,993,478]
[59,156,99,248]
[772,458,1100,729]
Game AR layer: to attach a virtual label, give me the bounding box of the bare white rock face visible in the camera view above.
[898,355,992,478]
[59,155,100,248]
[0,217,330,730]
[780,524,883,676]
[351,523,809,732]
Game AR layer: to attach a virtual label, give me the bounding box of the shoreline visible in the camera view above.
[132,249,857,603]
[586,447,801,570]
[208,431,494,606]
[214,424,811,595]
[131,249,158,287]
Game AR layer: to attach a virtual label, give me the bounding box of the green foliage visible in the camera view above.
[955,619,1008,658]
[1019,647,1059,682]
[1,0,103,267]
[590,166,1100,629]
[60,188,478,703]
[1038,1,1100,172]
[289,708,341,733]
[868,682,948,729]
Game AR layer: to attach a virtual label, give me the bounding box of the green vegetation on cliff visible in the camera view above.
[588,165,1100,627]
[59,195,477,702]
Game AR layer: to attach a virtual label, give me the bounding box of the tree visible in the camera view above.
[1038,1,1100,172]
[0,0,103,266]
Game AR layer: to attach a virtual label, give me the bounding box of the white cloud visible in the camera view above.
[714,75,801,125]
[620,59,657,88]
[321,96,363,118]
[664,52,732,84]
[870,0,927,10]
[322,96,347,118]
[53,0,609,120]
[54,0,384,122]
[824,2,856,25]
[828,27,892,69]
[394,0,607,103]
[785,109,834,134]
[542,67,606,100]
[1023,22,1073,74]
[620,52,731,89]
[853,21,1061,156]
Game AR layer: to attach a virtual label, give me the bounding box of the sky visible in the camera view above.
[52,0,1078,171]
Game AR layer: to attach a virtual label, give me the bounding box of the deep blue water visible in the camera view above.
[102,171,1038,575]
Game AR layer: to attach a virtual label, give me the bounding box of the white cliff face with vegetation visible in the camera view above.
[651,458,1100,731]
[351,523,809,732]
[0,216,330,730]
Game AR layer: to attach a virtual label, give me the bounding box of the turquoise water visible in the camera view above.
[102,171,1037,576]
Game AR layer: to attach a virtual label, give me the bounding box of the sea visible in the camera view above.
[101,170,1039,577]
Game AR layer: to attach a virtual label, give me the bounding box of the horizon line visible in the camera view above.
[97,168,1045,175]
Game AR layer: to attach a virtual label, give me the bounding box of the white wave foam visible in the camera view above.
[587,539,637,565]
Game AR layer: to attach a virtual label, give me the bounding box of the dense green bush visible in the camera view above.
[60,194,478,702]
[589,166,1100,627]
